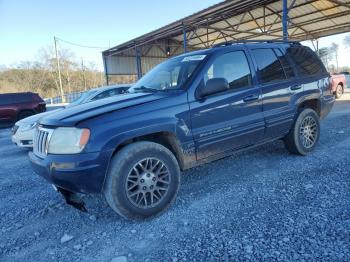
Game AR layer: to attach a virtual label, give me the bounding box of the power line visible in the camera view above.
[55,37,108,49]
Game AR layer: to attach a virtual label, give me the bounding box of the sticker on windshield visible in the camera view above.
[181,55,206,62]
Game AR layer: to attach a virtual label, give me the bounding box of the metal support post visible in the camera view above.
[282,0,289,41]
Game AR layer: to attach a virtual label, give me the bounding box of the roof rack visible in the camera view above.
[212,40,301,48]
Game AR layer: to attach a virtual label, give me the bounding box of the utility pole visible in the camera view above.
[81,58,87,91]
[54,36,65,103]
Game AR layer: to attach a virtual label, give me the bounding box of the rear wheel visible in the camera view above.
[104,141,180,220]
[17,110,34,120]
[284,108,320,155]
[335,85,343,99]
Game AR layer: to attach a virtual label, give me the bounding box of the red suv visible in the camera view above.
[0,92,46,125]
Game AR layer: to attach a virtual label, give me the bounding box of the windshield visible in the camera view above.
[67,90,97,107]
[129,55,205,93]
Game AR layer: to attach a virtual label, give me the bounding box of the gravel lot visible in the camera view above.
[1,93,350,261]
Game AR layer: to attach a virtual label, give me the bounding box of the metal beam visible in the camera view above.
[327,0,350,9]
[135,45,142,79]
[264,6,316,39]
[292,23,350,40]
[182,23,187,53]
[187,1,330,45]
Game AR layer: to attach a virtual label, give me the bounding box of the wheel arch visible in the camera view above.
[297,98,321,116]
[109,130,187,171]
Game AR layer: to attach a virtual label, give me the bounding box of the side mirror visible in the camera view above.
[198,78,229,97]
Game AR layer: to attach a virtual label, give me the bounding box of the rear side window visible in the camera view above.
[0,95,11,105]
[252,48,286,84]
[286,46,326,77]
[31,93,43,102]
[274,48,295,79]
[1,93,32,104]
[91,90,111,100]
[204,51,252,90]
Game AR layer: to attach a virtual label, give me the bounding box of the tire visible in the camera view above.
[335,85,343,99]
[283,108,320,156]
[104,141,180,220]
[18,110,34,120]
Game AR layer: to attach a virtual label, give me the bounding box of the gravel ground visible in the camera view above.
[1,93,350,262]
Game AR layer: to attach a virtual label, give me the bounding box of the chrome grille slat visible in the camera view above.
[43,132,49,154]
[38,131,43,153]
[33,126,54,157]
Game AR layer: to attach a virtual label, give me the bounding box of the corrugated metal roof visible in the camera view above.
[103,0,350,57]
[103,0,350,76]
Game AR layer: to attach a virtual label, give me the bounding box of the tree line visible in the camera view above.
[0,46,105,99]
[1,35,350,99]
[318,35,350,73]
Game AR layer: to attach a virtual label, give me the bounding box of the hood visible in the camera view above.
[39,92,167,126]
[16,109,61,125]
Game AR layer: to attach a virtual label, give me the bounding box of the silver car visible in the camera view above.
[11,84,131,148]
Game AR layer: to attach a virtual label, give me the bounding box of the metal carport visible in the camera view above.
[102,0,350,84]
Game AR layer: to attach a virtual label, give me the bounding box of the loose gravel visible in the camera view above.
[1,93,350,261]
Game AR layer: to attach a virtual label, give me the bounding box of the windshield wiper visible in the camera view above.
[133,86,159,93]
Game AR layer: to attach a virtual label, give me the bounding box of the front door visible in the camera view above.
[189,49,265,160]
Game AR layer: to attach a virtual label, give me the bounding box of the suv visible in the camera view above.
[29,41,335,220]
[0,92,46,125]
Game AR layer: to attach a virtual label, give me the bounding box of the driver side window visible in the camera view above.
[203,51,252,90]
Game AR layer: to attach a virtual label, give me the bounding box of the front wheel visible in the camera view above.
[284,108,320,155]
[104,141,180,220]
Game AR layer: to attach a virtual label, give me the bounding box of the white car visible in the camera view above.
[11,84,131,148]
[11,110,57,147]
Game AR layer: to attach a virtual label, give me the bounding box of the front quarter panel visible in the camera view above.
[79,91,194,155]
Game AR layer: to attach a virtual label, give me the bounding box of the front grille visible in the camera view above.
[33,127,53,157]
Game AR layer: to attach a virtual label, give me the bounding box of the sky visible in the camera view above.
[0,0,349,71]
[0,0,220,70]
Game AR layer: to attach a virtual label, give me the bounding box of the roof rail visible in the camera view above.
[212,40,301,48]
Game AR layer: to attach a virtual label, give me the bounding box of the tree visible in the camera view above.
[318,47,332,71]
[344,35,350,47]
[329,43,339,72]
[0,46,104,99]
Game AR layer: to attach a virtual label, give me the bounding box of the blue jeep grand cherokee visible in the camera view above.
[29,41,335,219]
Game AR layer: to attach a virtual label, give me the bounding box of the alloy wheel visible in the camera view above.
[299,116,318,149]
[125,158,170,208]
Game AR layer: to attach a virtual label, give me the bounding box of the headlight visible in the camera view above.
[48,127,90,154]
[21,122,37,132]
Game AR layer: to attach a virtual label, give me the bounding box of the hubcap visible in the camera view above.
[337,86,342,96]
[125,158,170,208]
[299,116,318,149]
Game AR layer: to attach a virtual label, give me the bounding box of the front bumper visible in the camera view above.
[29,150,113,193]
[12,128,35,148]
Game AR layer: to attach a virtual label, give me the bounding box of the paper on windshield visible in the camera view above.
[181,55,206,62]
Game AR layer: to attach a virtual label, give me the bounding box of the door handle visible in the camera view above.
[243,94,259,103]
[290,85,302,91]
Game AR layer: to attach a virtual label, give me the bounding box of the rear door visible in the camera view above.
[189,49,265,160]
[250,47,297,139]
